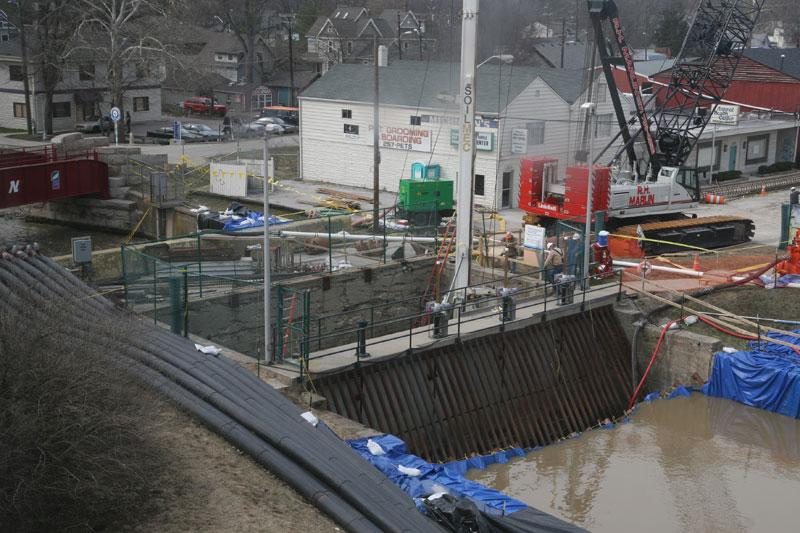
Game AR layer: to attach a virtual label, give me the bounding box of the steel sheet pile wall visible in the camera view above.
[314,308,632,462]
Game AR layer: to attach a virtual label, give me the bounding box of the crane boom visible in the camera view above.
[589,0,764,175]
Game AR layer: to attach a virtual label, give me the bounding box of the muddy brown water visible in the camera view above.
[465,393,800,532]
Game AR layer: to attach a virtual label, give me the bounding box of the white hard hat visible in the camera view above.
[547,242,554,249]
[572,233,580,240]
[792,187,796,191]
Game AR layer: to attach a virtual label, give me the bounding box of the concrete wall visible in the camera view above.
[614,298,721,393]
[184,255,441,357]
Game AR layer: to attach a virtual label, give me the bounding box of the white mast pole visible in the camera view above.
[452,0,479,304]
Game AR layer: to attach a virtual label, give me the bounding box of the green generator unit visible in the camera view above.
[397,163,454,226]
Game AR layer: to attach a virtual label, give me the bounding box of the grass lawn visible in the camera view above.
[0,127,25,134]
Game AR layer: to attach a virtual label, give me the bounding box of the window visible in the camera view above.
[347,41,353,54]
[341,109,352,119]
[745,134,769,164]
[328,40,335,52]
[642,82,653,95]
[13,102,26,118]
[403,41,409,51]
[474,174,485,196]
[52,102,71,118]
[526,121,545,146]
[78,63,94,81]
[9,64,23,81]
[596,82,607,103]
[135,63,149,78]
[133,96,149,112]
[410,115,421,125]
[594,113,613,138]
[696,143,721,170]
[344,124,359,135]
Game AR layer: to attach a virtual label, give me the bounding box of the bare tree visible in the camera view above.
[72,0,178,117]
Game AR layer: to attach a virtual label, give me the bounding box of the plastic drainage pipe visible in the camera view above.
[1,257,440,533]
[613,259,703,277]
[0,297,382,533]
[278,230,438,242]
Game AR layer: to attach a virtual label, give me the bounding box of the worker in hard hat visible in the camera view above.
[543,241,564,286]
[502,231,519,273]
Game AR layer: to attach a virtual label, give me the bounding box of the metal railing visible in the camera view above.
[291,265,624,378]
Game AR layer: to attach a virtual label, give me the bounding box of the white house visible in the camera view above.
[299,60,616,210]
[0,35,161,133]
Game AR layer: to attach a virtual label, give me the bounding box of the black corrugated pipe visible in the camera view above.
[629,254,790,398]
[0,296,383,533]
[0,255,444,533]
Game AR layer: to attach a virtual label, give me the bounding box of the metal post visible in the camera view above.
[183,269,189,337]
[263,132,272,366]
[373,33,381,235]
[582,103,596,289]
[452,0,479,303]
[356,318,370,359]
[327,216,333,273]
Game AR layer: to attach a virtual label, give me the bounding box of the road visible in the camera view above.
[0,114,298,165]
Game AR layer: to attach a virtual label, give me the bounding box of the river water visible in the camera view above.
[0,213,126,256]
[465,393,800,532]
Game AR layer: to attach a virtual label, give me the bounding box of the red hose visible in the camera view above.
[628,314,800,409]
[696,315,800,357]
[628,316,685,410]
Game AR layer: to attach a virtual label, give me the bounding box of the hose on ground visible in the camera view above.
[629,253,789,405]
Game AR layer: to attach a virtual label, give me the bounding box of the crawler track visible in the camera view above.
[615,216,755,254]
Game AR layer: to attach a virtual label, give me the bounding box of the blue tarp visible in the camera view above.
[702,330,800,419]
[348,434,528,515]
[222,212,284,231]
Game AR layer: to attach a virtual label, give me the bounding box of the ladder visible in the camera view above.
[414,219,456,327]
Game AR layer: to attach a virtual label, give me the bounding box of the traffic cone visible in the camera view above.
[760,185,766,196]
[693,253,701,272]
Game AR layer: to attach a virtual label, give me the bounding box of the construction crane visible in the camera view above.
[520,0,764,254]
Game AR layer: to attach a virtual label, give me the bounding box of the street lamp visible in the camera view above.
[780,54,786,72]
[401,29,423,61]
[580,101,596,289]
[476,54,514,68]
[642,31,648,60]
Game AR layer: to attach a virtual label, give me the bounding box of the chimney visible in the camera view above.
[378,45,389,67]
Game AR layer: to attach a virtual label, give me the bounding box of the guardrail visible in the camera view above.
[291,266,623,378]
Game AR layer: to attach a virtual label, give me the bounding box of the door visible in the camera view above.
[501,170,512,208]
[729,145,737,171]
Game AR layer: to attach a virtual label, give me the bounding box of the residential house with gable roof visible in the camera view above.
[305,6,434,75]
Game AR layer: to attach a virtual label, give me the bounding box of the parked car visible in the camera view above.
[75,115,113,133]
[223,116,283,136]
[145,126,204,144]
[255,116,296,134]
[183,96,227,116]
[183,123,223,141]
[256,106,299,125]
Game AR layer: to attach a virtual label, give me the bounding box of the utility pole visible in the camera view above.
[263,132,272,365]
[397,11,402,60]
[286,15,296,107]
[373,34,380,235]
[17,1,32,135]
[560,17,566,68]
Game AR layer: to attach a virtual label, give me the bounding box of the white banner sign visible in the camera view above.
[511,128,527,154]
[368,125,431,152]
[523,224,546,250]
[210,163,248,196]
[710,104,740,126]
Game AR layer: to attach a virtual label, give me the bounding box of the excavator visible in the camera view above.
[520,0,764,254]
